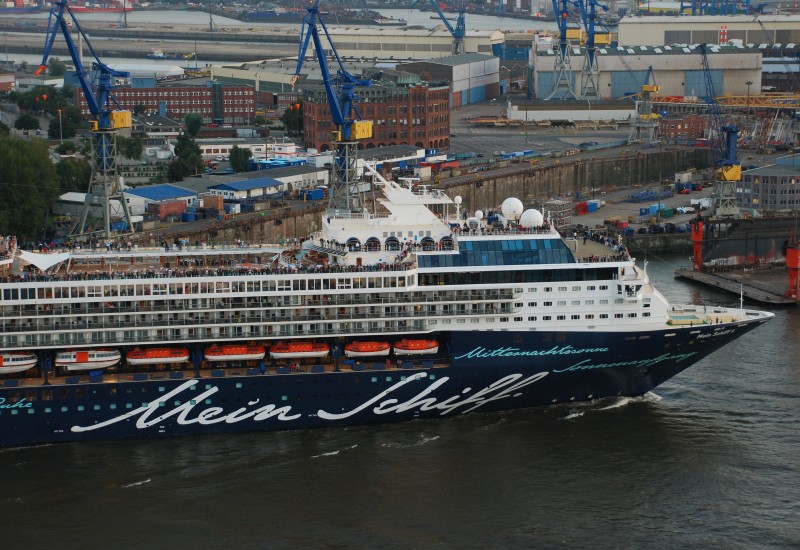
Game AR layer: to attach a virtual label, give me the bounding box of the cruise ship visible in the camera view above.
[0,171,773,447]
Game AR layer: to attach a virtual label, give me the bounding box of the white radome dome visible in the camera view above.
[501,197,524,220]
[519,209,544,228]
[475,210,484,220]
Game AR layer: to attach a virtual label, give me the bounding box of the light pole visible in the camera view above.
[745,80,753,114]
[57,108,63,143]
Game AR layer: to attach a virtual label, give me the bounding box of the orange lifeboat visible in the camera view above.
[127,347,190,366]
[204,344,266,362]
[344,341,391,358]
[55,349,121,371]
[270,341,330,359]
[0,352,38,374]
[393,339,439,356]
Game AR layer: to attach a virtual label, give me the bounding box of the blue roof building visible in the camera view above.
[124,184,197,202]
[208,176,287,199]
[123,184,197,216]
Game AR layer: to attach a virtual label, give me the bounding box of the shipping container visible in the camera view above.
[181,212,196,222]
[202,194,224,210]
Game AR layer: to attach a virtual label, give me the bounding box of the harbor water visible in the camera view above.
[1,254,798,548]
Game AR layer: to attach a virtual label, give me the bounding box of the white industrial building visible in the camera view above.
[617,14,800,47]
[532,43,762,100]
[396,54,501,107]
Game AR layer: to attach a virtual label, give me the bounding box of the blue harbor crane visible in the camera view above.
[293,0,372,213]
[36,0,135,239]
[544,0,581,100]
[698,44,741,218]
[628,66,662,144]
[412,0,466,55]
[575,0,608,100]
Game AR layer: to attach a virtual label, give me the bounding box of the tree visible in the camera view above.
[167,158,196,183]
[48,57,67,77]
[229,145,251,173]
[281,103,303,136]
[56,141,76,155]
[56,157,92,192]
[0,121,9,139]
[167,132,204,182]
[47,108,79,140]
[117,135,143,159]
[253,114,266,127]
[14,113,40,132]
[18,61,27,73]
[0,139,60,240]
[184,113,203,137]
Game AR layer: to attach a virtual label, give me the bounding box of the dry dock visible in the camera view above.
[675,267,797,306]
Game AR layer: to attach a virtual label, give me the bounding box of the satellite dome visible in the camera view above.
[474,210,484,220]
[501,197,524,220]
[519,209,544,228]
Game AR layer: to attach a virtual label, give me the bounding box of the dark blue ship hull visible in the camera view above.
[0,321,766,447]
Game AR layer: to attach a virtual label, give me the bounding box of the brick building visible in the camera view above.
[659,114,709,141]
[301,84,451,152]
[77,80,255,125]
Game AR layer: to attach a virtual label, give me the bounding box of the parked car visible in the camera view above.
[678,188,691,195]
[637,227,648,234]
[676,206,695,214]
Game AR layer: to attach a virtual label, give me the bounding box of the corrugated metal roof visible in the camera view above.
[124,184,196,201]
[400,53,495,66]
[210,177,283,192]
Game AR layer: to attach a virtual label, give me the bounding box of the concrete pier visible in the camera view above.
[675,267,797,305]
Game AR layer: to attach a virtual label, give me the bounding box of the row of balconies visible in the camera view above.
[0,290,515,318]
[0,303,515,337]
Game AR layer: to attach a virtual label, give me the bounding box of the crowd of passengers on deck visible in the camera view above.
[0,235,16,261]
[1,261,414,284]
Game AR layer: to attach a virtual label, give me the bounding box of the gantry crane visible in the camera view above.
[575,0,608,101]
[698,44,741,218]
[412,0,466,55]
[36,0,135,240]
[627,66,661,144]
[293,0,372,213]
[545,0,581,100]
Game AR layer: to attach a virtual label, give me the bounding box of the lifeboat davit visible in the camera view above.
[344,341,391,357]
[393,339,439,355]
[0,352,38,374]
[55,349,121,371]
[204,344,266,362]
[270,341,330,359]
[127,347,190,366]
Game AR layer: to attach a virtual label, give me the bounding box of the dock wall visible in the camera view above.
[139,148,712,249]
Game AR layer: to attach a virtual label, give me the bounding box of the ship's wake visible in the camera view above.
[121,478,151,488]
[381,434,441,449]
[561,392,661,419]
[311,444,358,458]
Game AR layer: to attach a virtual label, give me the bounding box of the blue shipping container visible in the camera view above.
[181,212,196,222]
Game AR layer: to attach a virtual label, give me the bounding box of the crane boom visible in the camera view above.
[36,0,134,240]
[293,0,372,213]
[412,0,466,55]
[37,0,130,133]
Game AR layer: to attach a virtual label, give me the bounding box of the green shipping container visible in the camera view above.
[660,208,674,218]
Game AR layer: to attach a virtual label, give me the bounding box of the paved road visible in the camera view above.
[448,96,631,158]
